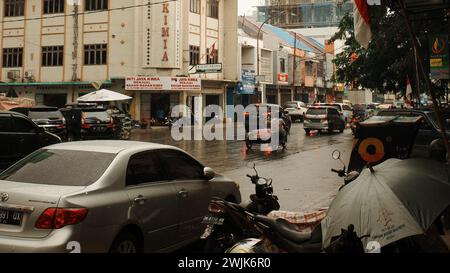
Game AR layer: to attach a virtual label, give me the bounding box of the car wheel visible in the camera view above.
[339,126,345,133]
[110,232,142,253]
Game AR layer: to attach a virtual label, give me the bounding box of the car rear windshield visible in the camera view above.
[0,149,116,186]
[307,108,327,115]
[284,103,298,108]
[83,110,110,121]
[429,112,450,130]
[29,110,63,120]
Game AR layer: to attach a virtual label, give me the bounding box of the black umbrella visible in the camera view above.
[322,158,450,251]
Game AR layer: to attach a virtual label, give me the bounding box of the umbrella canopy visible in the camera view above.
[322,158,450,251]
[77,89,132,102]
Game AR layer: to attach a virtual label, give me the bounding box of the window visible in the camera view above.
[0,116,12,132]
[4,0,25,17]
[12,118,36,133]
[206,48,218,64]
[190,45,200,66]
[84,44,107,65]
[190,0,200,14]
[2,48,23,67]
[42,46,64,66]
[84,0,108,11]
[207,0,219,19]
[328,108,339,116]
[158,150,205,180]
[280,58,286,73]
[43,0,65,14]
[126,152,167,186]
[0,149,117,186]
[343,105,352,111]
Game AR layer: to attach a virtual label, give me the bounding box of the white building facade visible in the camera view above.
[0,0,239,123]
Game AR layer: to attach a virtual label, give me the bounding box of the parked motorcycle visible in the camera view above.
[330,150,361,190]
[221,152,364,253]
[113,114,132,140]
[201,163,280,253]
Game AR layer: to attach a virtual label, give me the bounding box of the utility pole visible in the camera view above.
[72,3,79,82]
[291,32,297,101]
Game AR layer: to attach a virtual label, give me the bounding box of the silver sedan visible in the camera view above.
[0,141,241,253]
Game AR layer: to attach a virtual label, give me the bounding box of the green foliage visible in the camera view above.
[331,3,449,97]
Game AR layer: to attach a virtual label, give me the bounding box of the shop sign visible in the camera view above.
[278,73,289,83]
[125,76,201,91]
[238,69,256,95]
[195,63,222,73]
[430,35,449,79]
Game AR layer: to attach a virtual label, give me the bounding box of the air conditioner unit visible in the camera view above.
[7,70,21,81]
[24,70,34,79]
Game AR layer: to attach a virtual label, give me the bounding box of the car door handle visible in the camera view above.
[178,190,189,198]
[133,195,146,204]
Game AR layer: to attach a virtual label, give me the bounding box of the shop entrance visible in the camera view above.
[37,94,67,108]
[151,93,178,124]
[205,95,220,122]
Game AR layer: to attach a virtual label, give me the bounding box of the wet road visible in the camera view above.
[130,123,353,174]
[130,122,355,212]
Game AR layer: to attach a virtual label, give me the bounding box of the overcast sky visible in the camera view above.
[239,0,262,15]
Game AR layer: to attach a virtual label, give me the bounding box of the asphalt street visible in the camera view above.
[130,122,354,212]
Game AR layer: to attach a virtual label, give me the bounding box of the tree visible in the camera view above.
[331,2,449,99]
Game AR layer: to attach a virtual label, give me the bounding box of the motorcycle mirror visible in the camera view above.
[332,150,341,160]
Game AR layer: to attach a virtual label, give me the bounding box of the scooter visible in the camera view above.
[245,118,288,151]
[201,163,280,253]
[223,152,365,253]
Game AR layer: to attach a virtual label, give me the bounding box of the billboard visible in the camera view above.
[430,35,449,80]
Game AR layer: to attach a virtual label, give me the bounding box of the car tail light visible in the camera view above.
[57,124,66,129]
[35,208,88,229]
[81,123,91,129]
[107,122,114,128]
[208,203,224,213]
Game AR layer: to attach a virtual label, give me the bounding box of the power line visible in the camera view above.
[1,0,178,24]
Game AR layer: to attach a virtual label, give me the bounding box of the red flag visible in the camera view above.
[210,43,216,59]
[354,0,372,49]
[405,76,413,108]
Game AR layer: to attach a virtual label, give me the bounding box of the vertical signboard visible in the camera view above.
[430,35,449,80]
[145,0,181,68]
[238,69,256,95]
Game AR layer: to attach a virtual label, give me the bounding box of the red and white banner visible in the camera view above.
[405,76,413,108]
[354,0,372,49]
[125,76,201,91]
[278,73,289,83]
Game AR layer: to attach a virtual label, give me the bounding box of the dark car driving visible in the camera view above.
[81,108,116,140]
[0,111,61,171]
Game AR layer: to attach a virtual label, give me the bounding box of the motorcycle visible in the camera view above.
[201,163,280,253]
[350,116,361,135]
[245,118,288,151]
[223,152,364,253]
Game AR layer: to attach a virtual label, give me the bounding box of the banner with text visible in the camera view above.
[125,77,201,91]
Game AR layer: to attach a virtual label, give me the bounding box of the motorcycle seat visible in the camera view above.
[255,215,311,244]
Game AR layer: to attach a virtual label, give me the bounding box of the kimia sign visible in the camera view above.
[162,3,170,62]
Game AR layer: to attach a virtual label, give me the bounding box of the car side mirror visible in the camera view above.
[204,167,215,181]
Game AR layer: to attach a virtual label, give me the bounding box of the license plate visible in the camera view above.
[202,216,225,226]
[93,126,106,132]
[0,209,23,226]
